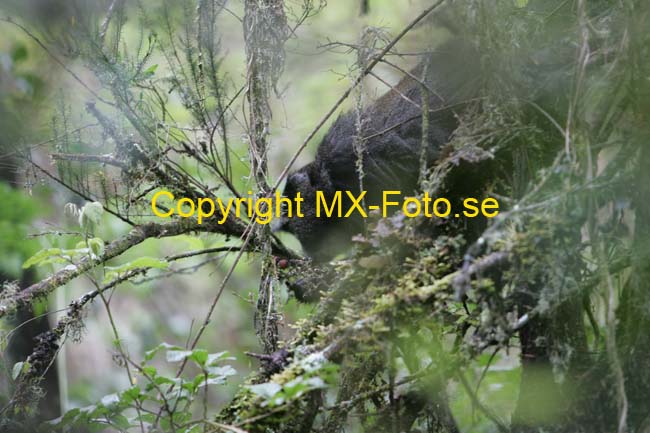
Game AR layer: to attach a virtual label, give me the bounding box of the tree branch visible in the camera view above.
[1,220,225,318]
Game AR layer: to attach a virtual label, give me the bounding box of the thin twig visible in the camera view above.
[270,0,447,194]
[457,371,509,433]
[99,0,120,43]
[368,70,421,110]
[28,158,135,226]
[50,152,127,169]
[0,124,98,160]
[165,246,245,261]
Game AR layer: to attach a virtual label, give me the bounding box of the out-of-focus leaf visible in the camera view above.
[11,43,28,63]
[188,349,208,366]
[247,382,282,400]
[21,247,86,269]
[207,365,237,378]
[11,361,29,380]
[100,393,120,408]
[207,351,234,365]
[166,349,193,363]
[88,237,105,257]
[143,64,158,77]
[144,342,182,362]
[79,201,104,228]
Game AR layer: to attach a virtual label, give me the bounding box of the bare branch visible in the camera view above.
[50,152,127,169]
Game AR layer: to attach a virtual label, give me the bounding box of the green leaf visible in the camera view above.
[282,382,306,400]
[88,237,105,257]
[247,382,282,400]
[100,393,120,408]
[513,0,528,7]
[89,403,109,417]
[79,201,104,228]
[206,365,237,378]
[22,245,91,269]
[49,407,83,428]
[166,349,193,363]
[88,422,109,433]
[111,414,131,430]
[189,349,208,366]
[60,407,81,425]
[285,376,326,398]
[142,365,157,377]
[196,375,227,388]
[12,361,29,380]
[154,376,178,386]
[11,43,28,63]
[23,248,62,269]
[138,413,157,424]
[164,386,190,403]
[143,64,159,77]
[144,342,182,362]
[207,351,234,365]
[120,385,141,404]
[182,379,197,393]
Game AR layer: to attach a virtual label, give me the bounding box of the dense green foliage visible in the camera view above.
[1,0,649,432]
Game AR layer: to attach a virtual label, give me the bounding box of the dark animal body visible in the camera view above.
[280,41,479,261]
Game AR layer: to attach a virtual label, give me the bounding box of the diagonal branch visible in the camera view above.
[270,0,447,193]
[0,220,224,319]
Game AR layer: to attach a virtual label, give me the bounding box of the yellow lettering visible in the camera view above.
[197,198,215,224]
[422,192,432,217]
[217,198,234,224]
[433,198,451,218]
[317,191,342,217]
[295,192,304,217]
[344,191,367,217]
[463,198,479,217]
[403,197,421,218]
[234,197,245,218]
[151,190,174,218]
[177,197,195,218]
[481,198,499,218]
[255,197,273,224]
[275,190,293,218]
[247,192,254,218]
[382,191,401,217]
